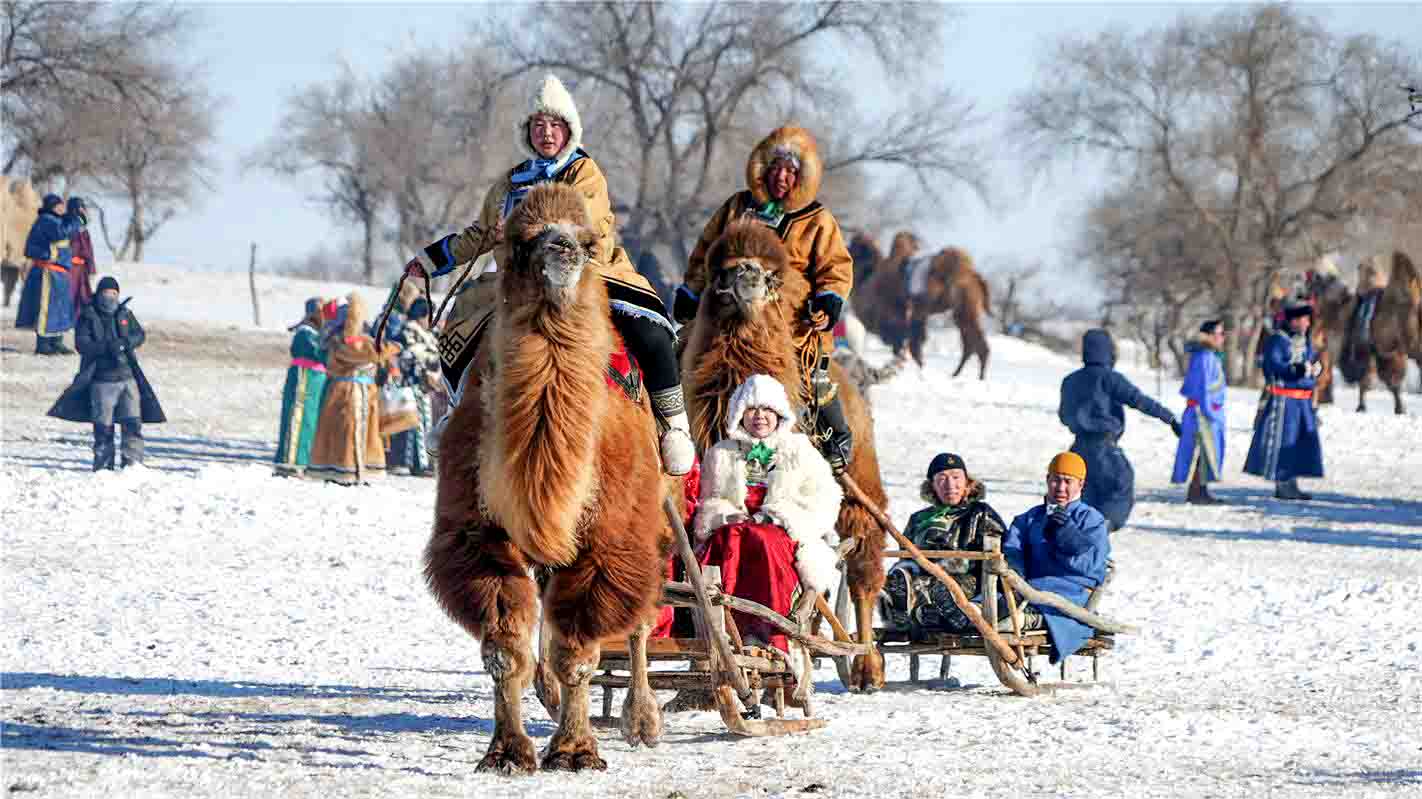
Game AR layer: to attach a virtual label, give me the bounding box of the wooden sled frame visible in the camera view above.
[837,474,1137,697]
[592,498,870,737]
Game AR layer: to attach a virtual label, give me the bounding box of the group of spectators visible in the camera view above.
[12,192,166,470]
[271,283,441,484]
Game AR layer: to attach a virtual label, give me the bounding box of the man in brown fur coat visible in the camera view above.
[676,126,857,472]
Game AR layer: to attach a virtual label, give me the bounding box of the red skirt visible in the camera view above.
[694,485,800,653]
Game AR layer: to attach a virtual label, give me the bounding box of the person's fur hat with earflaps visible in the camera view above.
[746,126,824,214]
[518,73,584,171]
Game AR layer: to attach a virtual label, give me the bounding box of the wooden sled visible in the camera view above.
[591,498,870,737]
[837,474,1136,697]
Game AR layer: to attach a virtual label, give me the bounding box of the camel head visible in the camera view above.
[503,183,599,311]
[704,221,792,323]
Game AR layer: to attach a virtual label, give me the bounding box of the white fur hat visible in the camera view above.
[726,374,796,440]
[519,73,583,170]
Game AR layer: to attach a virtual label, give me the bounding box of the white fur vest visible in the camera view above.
[693,429,843,593]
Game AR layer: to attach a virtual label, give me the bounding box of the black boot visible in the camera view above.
[808,358,853,474]
[1275,478,1312,500]
[1186,470,1219,505]
[52,337,75,355]
[93,424,116,471]
[119,420,144,468]
[35,335,53,356]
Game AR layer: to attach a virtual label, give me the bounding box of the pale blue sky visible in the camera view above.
[132,2,1420,284]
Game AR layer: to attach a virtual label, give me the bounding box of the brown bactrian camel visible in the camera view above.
[424,183,672,774]
[1,177,42,308]
[681,221,891,692]
[902,245,992,379]
[853,230,921,359]
[1328,251,1422,414]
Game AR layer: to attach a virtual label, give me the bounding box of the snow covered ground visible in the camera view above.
[2,268,1420,798]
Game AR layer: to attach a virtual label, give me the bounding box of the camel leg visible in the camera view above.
[533,612,562,721]
[424,523,540,774]
[952,350,969,378]
[541,627,606,772]
[619,621,663,748]
[1357,368,1370,413]
[850,593,884,692]
[477,631,539,774]
[977,346,989,381]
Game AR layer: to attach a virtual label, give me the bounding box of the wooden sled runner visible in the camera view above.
[591,497,870,736]
[836,474,1136,697]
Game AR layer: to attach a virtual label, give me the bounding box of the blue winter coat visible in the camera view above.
[15,201,81,334]
[1003,501,1110,663]
[1171,339,1228,483]
[1059,329,1174,530]
[1244,331,1324,481]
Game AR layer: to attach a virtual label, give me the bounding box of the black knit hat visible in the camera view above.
[927,452,966,480]
[96,276,120,294]
[1199,319,1223,334]
[1283,300,1313,320]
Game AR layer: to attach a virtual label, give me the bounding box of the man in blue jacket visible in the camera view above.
[1000,451,1111,664]
[1244,301,1324,500]
[16,193,82,355]
[1059,328,1181,530]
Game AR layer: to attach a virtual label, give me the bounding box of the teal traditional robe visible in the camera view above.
[273,324,328,473]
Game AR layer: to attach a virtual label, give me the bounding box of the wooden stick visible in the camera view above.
[998,570,1138,634]
[714,594,865,657]
[813,594,853,642]
[881,550,998,561]
[662,496,754,703]
[1002,576,1028,666]
[836,473,1022,667]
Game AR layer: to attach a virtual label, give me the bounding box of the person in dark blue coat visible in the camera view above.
[999,451,1110,663]
[1244,301,1324,500]
[15,193,82,355]
[1059,328,1181,531]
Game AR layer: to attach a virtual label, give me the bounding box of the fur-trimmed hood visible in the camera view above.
[518,74,584,173]
[726,374,796,442]
[746,126,823,214]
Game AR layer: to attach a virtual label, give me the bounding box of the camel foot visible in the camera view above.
[540,735,606,772]
[620,690,663,748]
[475,730,538,775]
[848,651,885,693]
[661,687,718,713]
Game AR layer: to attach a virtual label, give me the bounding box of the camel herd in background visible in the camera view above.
[847,230,992,380]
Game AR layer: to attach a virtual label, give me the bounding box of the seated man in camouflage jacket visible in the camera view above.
[882,452,1008,640]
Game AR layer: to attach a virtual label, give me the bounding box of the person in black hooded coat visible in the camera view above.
[1058,328,1180,531]
[48,276,166,470]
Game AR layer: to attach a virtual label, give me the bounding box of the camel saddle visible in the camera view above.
[437,272,642,405]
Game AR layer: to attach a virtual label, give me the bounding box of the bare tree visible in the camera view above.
[483,1,989,282]
[85,76,217,261]
[248,69,387,283]
[1015,3,1422,382]
[2,1,194,179]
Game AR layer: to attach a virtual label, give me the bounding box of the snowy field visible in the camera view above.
[3,267,1421,798]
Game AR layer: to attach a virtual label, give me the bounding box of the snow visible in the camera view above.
[3,264,1421,797]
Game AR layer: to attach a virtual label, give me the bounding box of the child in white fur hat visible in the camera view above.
[694,374,842,657]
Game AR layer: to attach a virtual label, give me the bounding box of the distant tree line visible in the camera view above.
[249,2,991,293]
[1015,3,1422,382]
[2,1,217,261]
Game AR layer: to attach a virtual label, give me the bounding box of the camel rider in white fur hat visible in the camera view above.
[403,74,694,476]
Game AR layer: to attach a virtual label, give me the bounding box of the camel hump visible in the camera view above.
[1385,250,1421,301]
